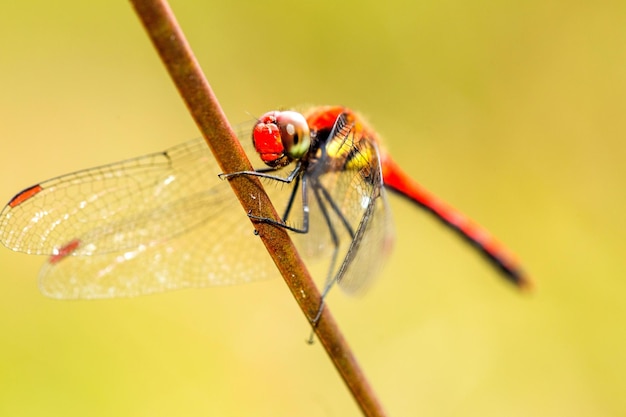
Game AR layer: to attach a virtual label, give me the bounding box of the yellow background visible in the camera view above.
[1,1,625,416]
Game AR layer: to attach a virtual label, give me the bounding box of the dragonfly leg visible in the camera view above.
[247,174,310,234]
[218,161,302,183]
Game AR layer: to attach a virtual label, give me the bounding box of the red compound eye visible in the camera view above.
[252,111,310,168]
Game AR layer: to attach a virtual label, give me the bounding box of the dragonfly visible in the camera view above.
[0,106,531,309]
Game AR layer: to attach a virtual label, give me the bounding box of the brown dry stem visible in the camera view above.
[128,1,387,416]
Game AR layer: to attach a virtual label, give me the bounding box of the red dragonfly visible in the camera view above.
[0,106,530,304]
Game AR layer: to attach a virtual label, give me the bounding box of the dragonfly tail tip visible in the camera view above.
[507,269,534,293]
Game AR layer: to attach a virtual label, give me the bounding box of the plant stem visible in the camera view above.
[128,1,387,415]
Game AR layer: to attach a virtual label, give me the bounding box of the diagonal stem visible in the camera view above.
[128,1,387,416]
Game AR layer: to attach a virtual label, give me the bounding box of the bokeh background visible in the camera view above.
[1,1,625,416]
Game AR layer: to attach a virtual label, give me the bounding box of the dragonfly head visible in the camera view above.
[252,111,311,168]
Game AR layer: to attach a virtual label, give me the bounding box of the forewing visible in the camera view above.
[310,114,394,295]
[0,138,220,255]
[335,186,394,295]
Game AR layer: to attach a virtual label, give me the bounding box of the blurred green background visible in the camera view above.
[1,1,625,416]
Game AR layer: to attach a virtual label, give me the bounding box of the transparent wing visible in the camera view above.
[0,128,283,299]
[334,181,394,295]
[0,138,221,255]
[38,193,277,299]
[308,113,395,295]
